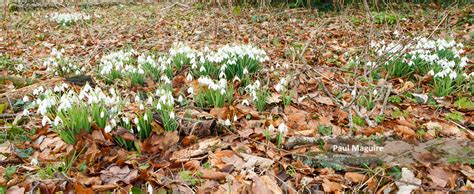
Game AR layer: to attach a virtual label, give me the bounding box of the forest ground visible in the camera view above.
[0,2,473,193]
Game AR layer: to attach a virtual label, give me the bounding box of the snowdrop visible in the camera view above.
[14,64,26,73]
[245,80,269,112]
[224,119,231,126]
[187,87,194,95]
[134,117,139,125]
[372,37,469,97]
[177,95,184,103]
[42,116,51,126]
[278,123,288,134]
[49,12,91,26]
[186,73,193,81]
[33,86,44,96]
[44,48,81,76]
[268,124,275,133]
[22,109,30,116]
[104,125,112,133]
[275,123,288,147]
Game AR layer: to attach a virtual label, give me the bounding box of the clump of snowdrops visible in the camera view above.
[26,83,123,144]
[370,37,472,97]
[44,48,83,77]
[98,50,172,86]
[48,12,91,26]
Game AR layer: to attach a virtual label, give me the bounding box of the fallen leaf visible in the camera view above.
[322,178,342,192]
[411,93,428,104]
[460,166,474,181]
[6,186,25,194]
[171,137,221,162]
[395,168,421,194]
[384,141,413,155]
[92,184,117,192]
[199,169,228,181]
[313,96,335,106]
[252,175,272,194]
[240,153,274,169]
[260,175,283,194]
[268,93,282,103]
[100,165,138,184]
[428,167,452,188]
[74,183,94,194]
[0,141,12,155]
[394,125,415,137]
[344,172,366,183]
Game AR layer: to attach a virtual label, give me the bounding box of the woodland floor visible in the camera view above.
[0,2,473,193]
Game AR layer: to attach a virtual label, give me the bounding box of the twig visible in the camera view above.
[0,114,17,119]
[379,85,392,116]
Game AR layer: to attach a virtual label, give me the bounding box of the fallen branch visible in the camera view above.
[0,114,17,120]
[286,136,324,149]
[0,77,64,104]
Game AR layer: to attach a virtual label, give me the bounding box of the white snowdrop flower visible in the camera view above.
[104,125,112,133]
[366,61,375,67]
[241,99,249,106]
[110,119,117,127]
[268,124,275,133]
[243,68,249,75]
[139,103,145,110]
[284,63,289,69]
[23,96,29,102]
[351,88,357,97]
[100,111,105,118]
[177,95,184,103]
[233,115,238,122]
[134,117,139,125]
[278,123,288,134]
[83,83,92,92]
[33,86,44,96]
[134,95,141,103]
[53,116,61,126]
[123,117,130,124]
[186,74,193,81]
[224,119,231,126]
[42,116,51,126]
[393,30,400,37]
[199,66,206,72]
[156,103,162,110]
[22,109,29,116]
[31,158,39,166]
[137,125,141,132]
[428,70,435,76]
[147,184,153,194]
[147,96,154,105]
[170,111,175,119]
[373,90,378,96]
[219,71,226,78]
[187,87,194,95]
[255,80,261,88]
[233,76,241,82]
[449,71,457,79]
[274,83,282,92]
[144,113,148,121]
